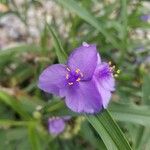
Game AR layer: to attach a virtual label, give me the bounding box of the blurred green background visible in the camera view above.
[0,0,150,150]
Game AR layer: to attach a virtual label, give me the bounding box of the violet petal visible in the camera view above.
[48,118,65,136]
[67,44,97,80]
[38,64,67,96]
[61,80,103,113]
[94,62,115,91]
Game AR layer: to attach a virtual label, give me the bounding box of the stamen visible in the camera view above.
[76,78,81,82]
[68,82,73,85]
[108,61,120,77]
[112,65,115,69]
[75,68,80,74]
[66,67,71,72]
[82,42,89,47]
[117,69,120,74]
[66,74,69,79]
[114,74,118,78]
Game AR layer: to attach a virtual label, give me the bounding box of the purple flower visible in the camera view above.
[48,117,70,136]
[38,42,115,113]
[140,14,150,22]
[93,54,115,108]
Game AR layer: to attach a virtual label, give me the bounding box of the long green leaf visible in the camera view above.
[80,121,107,150]
[86,110,132,150]
[142,74,150,104]
[47,23,67,63]
[56,0,120,49]
[134,74,150,150]
[0,120,28,127]
[0,91,31,120]
[28,123,42,150]
[109,102,150,126]
[0,44,40,57]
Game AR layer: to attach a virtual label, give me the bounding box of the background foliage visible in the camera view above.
[0,0,150,150]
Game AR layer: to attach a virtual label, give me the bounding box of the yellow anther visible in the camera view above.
[75,68,80,73]
[76,78,81,82]
[114,74,118,77]
[108,61,112,65]
[112,65,115,69]
[68,82,73,85]
[117,69,120,74]
[66,74,69,79]
[66,67,71,72]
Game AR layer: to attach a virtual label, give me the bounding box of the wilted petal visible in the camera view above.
[61,80,103,113]
[38,64,67,96]
[48,118,65,136]
[67,43,97,80]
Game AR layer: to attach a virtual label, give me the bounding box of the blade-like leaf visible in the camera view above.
[0,120,28,127]
[28,123,42,150]
[56,0,120,49]
[80,121,107,150]
[142,74,150,104]
[47,23,67,63]
[109,102,150,126]
[0,91,31,120]
[134,73,150,150]
[0,44,40,57]
[86,110,132,150]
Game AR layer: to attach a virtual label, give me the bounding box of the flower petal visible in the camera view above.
[61,80,103,113]
[95,79,112,108]
[97,53,101,65]
[38,64,67,96]
[67,44,97,80]
[94,62,115,91]
[101,76,115,91]
[48,118,65,136]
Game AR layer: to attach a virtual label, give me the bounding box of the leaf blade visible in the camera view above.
[47,23,67,63]
[86,110,132,150]
[56,0,120,49]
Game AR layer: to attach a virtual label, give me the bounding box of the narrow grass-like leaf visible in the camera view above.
[80,121,107,150]
[109,102,150,125]
[142,74,150,104]
[47,23,67,63]
[134,74,150,150]
[28,123,42,150]
[86,110,132,150]
[119,0,128,62]
[0,91,31,120]
[0,44,40,57]
[0,120,28,127]
[56,0,120,49]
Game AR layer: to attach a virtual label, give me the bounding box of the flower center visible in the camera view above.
[66,67,83,86]
[99,62,120,78]
[99,66,111,78]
